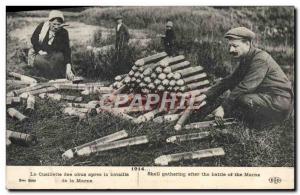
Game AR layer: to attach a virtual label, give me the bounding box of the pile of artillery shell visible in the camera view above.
[111,53,210,94]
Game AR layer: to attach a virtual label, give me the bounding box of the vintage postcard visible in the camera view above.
[5,6,295,190]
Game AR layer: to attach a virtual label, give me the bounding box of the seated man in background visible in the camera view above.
[28,10,75,80]
[200,27,293,126]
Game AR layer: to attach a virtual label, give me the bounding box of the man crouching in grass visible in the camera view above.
[199,27,293,127]
[28,10,75,80]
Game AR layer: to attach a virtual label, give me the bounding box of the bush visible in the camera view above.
[90,29,116,47]
[72,38,144,80]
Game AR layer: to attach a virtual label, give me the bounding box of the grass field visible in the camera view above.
[6,7,295,167]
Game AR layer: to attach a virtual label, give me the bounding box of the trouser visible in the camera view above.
[115,44,130,75]
[196,91,292,127]
[29,49,65,79]
[164,44,175,56]
[232,93,293,125]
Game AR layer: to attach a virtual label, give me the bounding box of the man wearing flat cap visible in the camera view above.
[114,15,130,74]
[200,27,293,126]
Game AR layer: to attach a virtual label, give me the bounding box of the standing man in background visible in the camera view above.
[115,15,130,74]
[159,20,176,56]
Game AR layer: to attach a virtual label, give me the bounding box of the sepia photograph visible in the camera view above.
[5,5,295,190]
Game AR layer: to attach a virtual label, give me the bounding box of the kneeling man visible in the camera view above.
[202,27,293,125]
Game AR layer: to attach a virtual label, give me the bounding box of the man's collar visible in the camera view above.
[241,46,256,64]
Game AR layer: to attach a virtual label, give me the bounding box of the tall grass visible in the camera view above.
[8,7,295,80]
[73,6,294,79]
[79,6,294,47]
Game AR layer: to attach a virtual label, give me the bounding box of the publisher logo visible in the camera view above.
[269,177,282,184]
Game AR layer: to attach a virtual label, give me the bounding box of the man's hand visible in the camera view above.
[212,106,225,126]
[66,63,75,80]
[38,50,47,55]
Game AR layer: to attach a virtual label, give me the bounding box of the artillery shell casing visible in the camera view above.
[6,97,21,105]
[7,108,28,122]
[112,106,146,113]
[28,86,58,95]
[154,147,225,165]
[25,95,35,112]
[8,72,37,84]
[135,52,167,66]
[153,114,180,123]
[62,130,129,159]
[63,108,87,119]
[186,80,210,90]
[77,130,128,150]
[174,108,192,131]
[11,83,51,96]
[173,66,204,79]
[176,73,207,86]
[155,67,163,74]
[114,74,127,81]
[150,72,157,79]
[7,79,32,86]
[160,55,185,67]
[48,78,71,84]
[163,61,190,73]
[66,103,97,109]
[158,73,167,80]
[77,136,149,156]
[184,120,236,130]
[133,109,161,124]
[166,131,210,143]
[6,130,37,146]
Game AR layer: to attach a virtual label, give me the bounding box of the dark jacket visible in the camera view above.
[163,28,176,56]
[205,47,292,105]
[164,29,175,46]
[31,22,71,64]
[115,23,130,51]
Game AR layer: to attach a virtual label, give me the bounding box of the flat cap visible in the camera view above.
[224,27,255,40]
[166,21,173,27]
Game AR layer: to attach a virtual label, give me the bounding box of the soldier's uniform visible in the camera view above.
[204,27,293,124]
